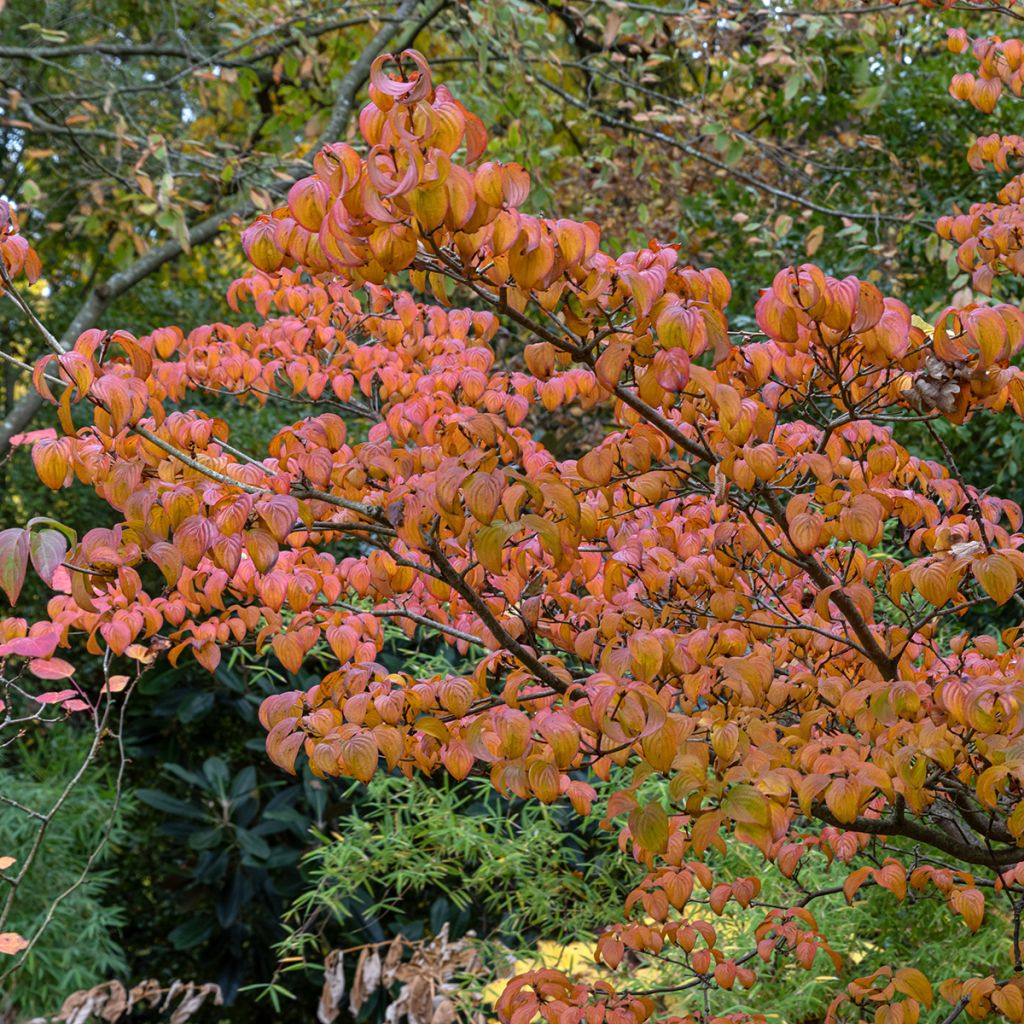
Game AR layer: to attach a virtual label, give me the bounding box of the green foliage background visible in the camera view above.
[0,735,133,1015]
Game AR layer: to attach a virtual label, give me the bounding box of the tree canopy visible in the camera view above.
[7,2,1024,1023]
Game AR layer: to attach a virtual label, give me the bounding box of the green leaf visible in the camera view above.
[0,528,30,605]
[774,214,794,238]
[188,827,224,851]
[177,690,214,724]
[168,916,215,950]
[236,829,271,861]
[724,139,746,167]
[26,516,77,544]
[230,766,258,800]
[202,756,230,793]
[629,800,669,854]
[853,83,886,112]
[721,784,770,826]
[473,521,517,574]
[161,762,204,787]
[216,873,245,928]
[136,788,207,821]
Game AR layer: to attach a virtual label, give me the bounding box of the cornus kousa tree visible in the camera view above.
[11,22,1024,1023]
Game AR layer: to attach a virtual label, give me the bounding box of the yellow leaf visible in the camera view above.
[824,775,861,823]
[894,967,933,1008]
[909,560,954,606]
[340,733,379,783]
[474,521,516,574]
[911,314,934,337]
[952,887,984,932]
[464,472,503,525]
[841,494,884,547]
[843,865,872,904]
[965,306,1008,367]
[415,715,451,743]
[629,800,669,853]
[595,339,631,391]
[973,552,1018,605]
[714,382,742,424]
[805,224,826,257]
[789,511,825,555]
[976,763,1009,808]
[993,984,1024,1022]
[628,633,663,683]
[528,760,561,803]
[722,784,769,826]
[578,447,615,486]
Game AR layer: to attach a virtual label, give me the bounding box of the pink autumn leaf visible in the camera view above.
[101,674,131,694]
[0,932,29,956]
[35,688,77,704]
[62,699,90,712]
[0,632,59,659]
[27,657,74,679]
[8,428,56,447]
[50,565,72,593]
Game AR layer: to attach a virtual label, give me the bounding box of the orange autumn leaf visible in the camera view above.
[3,37,1024,1024]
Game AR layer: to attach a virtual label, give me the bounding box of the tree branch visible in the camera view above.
[534,74,928,228]
[812,804,1024,868]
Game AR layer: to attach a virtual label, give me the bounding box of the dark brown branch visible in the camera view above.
[812,804,1024,868]
[428,538,571,695]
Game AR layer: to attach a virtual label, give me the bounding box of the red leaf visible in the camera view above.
[266,719,304,774]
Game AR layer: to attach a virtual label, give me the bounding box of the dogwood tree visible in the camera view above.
[6,9,1024,1020]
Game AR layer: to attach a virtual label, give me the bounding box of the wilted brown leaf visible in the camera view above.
[382,936,405,986]
[127,979,162,1009]
[165,981,223,1024]
[47,978,221,1024]
[318,949,346,1024]
[349,946,383,1016]
[406,975,434,1024]
[431,998,458,1024]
